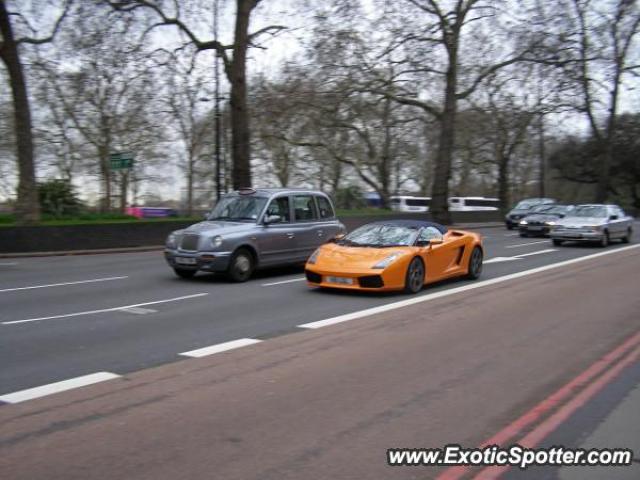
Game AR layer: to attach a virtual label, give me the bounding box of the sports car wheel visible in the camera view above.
[174,268,196,279]
[466,246,483,280]
[403,257,425,294]
[621,228,632,244]
[227,248,254,282]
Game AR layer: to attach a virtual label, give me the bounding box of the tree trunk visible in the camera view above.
[119,170,128,213]
[228,0,255,190]
[430,71,457,225]
[0,0,40,224]
[98,144,112,212]
[497,154,510,216]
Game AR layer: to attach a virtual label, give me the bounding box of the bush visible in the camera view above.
[334,186,367,210]
[38,179,85,218]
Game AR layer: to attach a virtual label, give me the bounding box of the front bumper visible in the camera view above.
[550,230,604,242]
[304,262,407,291]
[164,249,233,272]
[519,225,551,236]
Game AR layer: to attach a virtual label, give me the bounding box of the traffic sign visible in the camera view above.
[110,152,134,170]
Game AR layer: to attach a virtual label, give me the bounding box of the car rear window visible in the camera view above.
[294,195,318,221]
[316,196,335,219]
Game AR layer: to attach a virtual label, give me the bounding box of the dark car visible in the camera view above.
[505,198,555,229]
[518,204,574,237]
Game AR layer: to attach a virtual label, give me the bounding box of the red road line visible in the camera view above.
[437,330,640,480]
[475,344,640,479]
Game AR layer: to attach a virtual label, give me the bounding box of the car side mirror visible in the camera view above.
[609,215,618,220]
[430,238,444,246]
[263,214,282,225]
[416,240,430,247]
[330,233,346,243]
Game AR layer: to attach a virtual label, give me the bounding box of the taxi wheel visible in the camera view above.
[174,268,196,279]
[228,248,254,282]
[404,257,425,294]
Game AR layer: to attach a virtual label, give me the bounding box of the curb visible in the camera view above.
[0,246,164,259]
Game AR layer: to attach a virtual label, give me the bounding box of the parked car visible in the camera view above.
[518,204,574,237]
[164,188,346,281]
[305,219,483,294]
[550,204,633,247]
[505,198,556,229]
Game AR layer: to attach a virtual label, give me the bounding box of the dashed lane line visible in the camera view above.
[0,276,128,293]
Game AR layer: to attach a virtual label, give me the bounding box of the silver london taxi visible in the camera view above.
[164,188,346,281]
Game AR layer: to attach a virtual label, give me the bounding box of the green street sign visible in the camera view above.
[109,152,134,170]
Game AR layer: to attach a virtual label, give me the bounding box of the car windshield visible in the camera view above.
[514,201,538,210]
[546,205,570,215]
[208,195,268,222]
[341,224,419,247]
[529,204,554,213]
[572,206,607,218]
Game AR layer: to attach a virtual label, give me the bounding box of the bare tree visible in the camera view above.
[107,0,286,190]
[0,0,72,223]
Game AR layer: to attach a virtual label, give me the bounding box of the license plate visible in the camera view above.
[325,276,354,285]
[528,226,543,231]
[175,257,197,265]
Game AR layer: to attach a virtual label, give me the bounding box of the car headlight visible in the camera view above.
[211,235,223,248]
[520,220,528,225]
[590,225,602,231]
[308,248,321,264]
[372,252,403,269]
[166,233,178,248]
[545,221,556,226]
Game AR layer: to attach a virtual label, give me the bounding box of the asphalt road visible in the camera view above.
[1,225,639,479]
[0,224,638,395]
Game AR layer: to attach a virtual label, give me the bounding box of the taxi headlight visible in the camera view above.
[211,235,223,248]
[166,233,178,248]
[372,253,403,269]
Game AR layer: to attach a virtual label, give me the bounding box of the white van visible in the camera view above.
[448,197,500,211]
[390,196,431,212]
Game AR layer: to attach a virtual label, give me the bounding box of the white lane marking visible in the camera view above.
[515,248,557,258]
[0,262,18,266]
[506,240,551,248]
[121,307,157,315]
[0,372,120,404]
[484,257,519,264]
[180,338,262,358]
[1,293,209,325]
[504,233,519,237]
[299,244,640,329]
[0,276,128,293]
[262,277,306,287]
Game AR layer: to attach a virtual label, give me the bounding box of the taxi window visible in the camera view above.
[316,196,335,219]
[293,195,318,221]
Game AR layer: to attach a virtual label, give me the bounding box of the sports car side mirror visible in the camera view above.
[429,238,444,245]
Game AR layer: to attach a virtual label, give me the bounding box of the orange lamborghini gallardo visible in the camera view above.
[304,220,483,294]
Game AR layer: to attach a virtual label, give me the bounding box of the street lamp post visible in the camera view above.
[214,0,222,200]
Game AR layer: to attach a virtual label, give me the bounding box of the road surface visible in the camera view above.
[1,225,639,478]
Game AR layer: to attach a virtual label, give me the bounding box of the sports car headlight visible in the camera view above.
[307,248,321,264]
[166,233,178,248]
[372,253,403,269]
[210,235,223,248]
[520,220,528,225]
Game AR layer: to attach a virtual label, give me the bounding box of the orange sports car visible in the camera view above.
[304,220,483,294]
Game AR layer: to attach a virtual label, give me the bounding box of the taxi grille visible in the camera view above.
[180,234,200,251]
